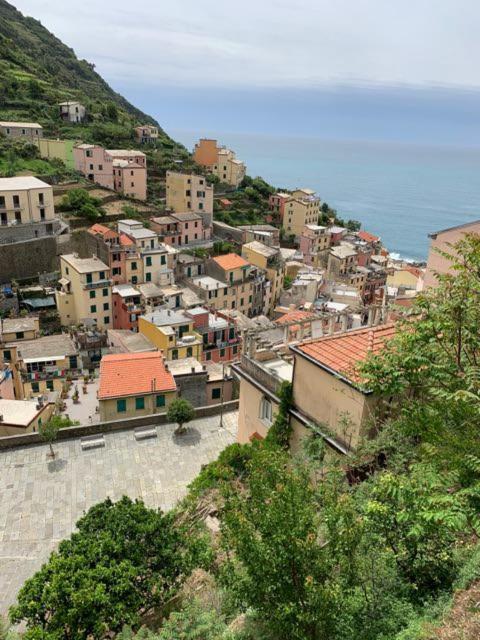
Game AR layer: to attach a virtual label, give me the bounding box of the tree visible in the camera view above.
[39,415,76,458]
[10,497,195,639]
[221,446,340,640]
[265,381,293,448]
[167,398,195,435]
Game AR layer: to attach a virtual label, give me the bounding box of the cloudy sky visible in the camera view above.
[11,0,480,90]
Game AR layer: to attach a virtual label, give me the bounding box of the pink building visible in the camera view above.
[299,225,330,265]
[87,224,141,285]
[423,220,480,289]
[185,307,241,363]
[268,192,291,222]
[73,145,147,200]
[150,212,211,247]
[112,284,143,331]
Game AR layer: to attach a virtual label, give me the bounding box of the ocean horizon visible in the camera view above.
[169,128,480,261]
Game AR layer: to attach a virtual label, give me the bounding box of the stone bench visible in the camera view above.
[134,425,158,441]
[80,434,105,450]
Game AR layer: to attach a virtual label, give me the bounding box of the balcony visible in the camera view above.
[84,279,112,290]
[238,355,285,395]
[22,367,83,382]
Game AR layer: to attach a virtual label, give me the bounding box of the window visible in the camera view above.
[132,276,138,284]
[104,316,110,324]
[224,288,228,295]
[117,398,126,413]
[15,331,24,339]
[89,164,94,170]
[161,255,166,265]
[99,164,103,171]
[90,304,96,312]
[40,208,46,220]
[135,396,145,410]
[171,349,178,360]
[260,397,273,424]
[220,348,225,357]
[146,272,152,282]
[156,394,165,408]
[146,256,152,267]
[99,271,105,280]
[89,290,96,299]
[185,222,189,229]
[3,350,11,361]
[131,262,137,270]
[86,273,92,284]
[212,387,221,400]
[186,347,193,357]
[199,202,203,210]
[229,327,235,339]
[38,193,44,205]
[46,380,54,391]
[233,345,238,355]
[205,351,212,361]
[13,195,20,208]
[31,382,40,393]
[103,302,109,311]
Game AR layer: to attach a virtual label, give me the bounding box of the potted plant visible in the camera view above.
[72,386,80,404]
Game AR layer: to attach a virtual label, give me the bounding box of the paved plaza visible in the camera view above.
[0,411,237,615]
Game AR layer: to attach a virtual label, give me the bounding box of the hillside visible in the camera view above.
[0,0,178,149]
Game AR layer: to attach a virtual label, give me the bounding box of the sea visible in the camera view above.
[170,130,480,262]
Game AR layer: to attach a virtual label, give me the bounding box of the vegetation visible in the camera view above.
[0,134,73,179]
[167,398,195,435]
[57,188,105,220]
[38,414,77,458]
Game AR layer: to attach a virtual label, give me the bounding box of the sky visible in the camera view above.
[11,0,480,144]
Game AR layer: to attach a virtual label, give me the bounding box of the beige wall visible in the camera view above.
[0,402,54,437]
[237,377,279,444]
[99,390,176,421]
[424,223,480,288]
[292,355,375,450]
[166,171,213,218]
[283,198,320,238]
[387,269,420,290]
[0,184,54,225]
[114,165,147,201]
[0,124,42,140]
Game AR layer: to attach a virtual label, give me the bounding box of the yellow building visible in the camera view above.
[205,253,256,315]
[0,176,55,226]
[241,241,284,313]
[0,398,54,436]
[283,188,320,239]
[0,317,40,343]
[387,267,422,290]
[56,254,112,329]
[0,333,80,400]
[165,171,213,226]
[138,309,203,360]
[193,138,246,187]
[98,351,177,421]
[37,138,75,169]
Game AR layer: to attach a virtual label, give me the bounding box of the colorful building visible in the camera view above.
[138,309,203,360]
[112,284,143,331]
[193,138,246,187]
[0,121,43,140]
[165,171,213,227]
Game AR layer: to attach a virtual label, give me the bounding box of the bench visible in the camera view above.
[134,425,158,441]
[80,434,105,451]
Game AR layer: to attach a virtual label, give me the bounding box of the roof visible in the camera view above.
[0,121,42,129]
[330,244,357,259]
[59,101,83,106]
[60,254,110,273]
[112,284,139,297]
[119,233,135,246]
[99,352,176,399]
[112,160,143,169]
[358,230,380,243]
[125,228,157,240]
[276,309,318,325]
[219,199,232,206]
[1,317,38,335]
[172,212,202,222]
[193,276,227,290]
[293,324,396,386]
[428,219,480,239]
[9,334,77,361]
[22,297,56,310]
[166,357,205,377]
[0,176,51,191]
[137,282,163,298]
[243,241,279,258]
[141,308,191,326]
[212,253,249,271]
[107,329,156,353]
[0,399,48,427]
[151,216,178,225]
[238,224,278,232]
[88,223,118,240]
[329,225,346,234]
[106,149,146,158]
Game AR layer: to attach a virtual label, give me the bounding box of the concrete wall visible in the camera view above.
[0,400,239,450]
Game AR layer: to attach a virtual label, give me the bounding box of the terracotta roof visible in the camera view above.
[119,233,135,246]
[276,310,318,325]
[220,198,232,206]
[88,224,118,240]
[294,323,396,386]
[405,266,422,278]
[212,253,250,271]
[358,230,380,243]
[98,352,176,399]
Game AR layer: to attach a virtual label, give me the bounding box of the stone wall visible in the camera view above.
[0,400,239,450]
[175,371,209,407]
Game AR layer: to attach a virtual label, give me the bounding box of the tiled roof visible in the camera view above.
[276,310,318,325]
[294,323,396,385]
[213,253,250,271]
[98,352,176,399]
[119,233,135,246]
[358,230,380,243]
[88,224,118,239]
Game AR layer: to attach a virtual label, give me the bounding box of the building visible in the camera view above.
[0,121,43,140]
[138,309,203,360]
[0,398,54,436]
[327,243,358,277]
[423,220,480,289]
[98,351,177,421]
[185,307,241,363]
[112,284,142,331]
[87,223,143,286]
[0,176,60,237]
[387,266,423,291]
[165,171,214,227]
[150,212,212,247]
[56,254,112,329]
[73,146,147,200]
[206,253,255,316]
[0,317,40,343]
[59,101,86,123]
[166,357,234,407]
[238,224,280,247]
[241,241,285,313]
[268,192,291,222]
[193,138,246,187]
[0,333,80,399]
[234,323,395,453]
[135,125,159,144]
[37,139,75,168]
[299,225,331,266]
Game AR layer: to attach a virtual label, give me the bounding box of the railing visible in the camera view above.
[21,367,83,382]
[84,279,112,290]
[239,355,283,395]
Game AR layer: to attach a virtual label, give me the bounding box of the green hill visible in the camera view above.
[0,0,178,149]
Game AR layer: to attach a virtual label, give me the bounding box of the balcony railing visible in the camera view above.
[22,367,83,382]
[239,354,283,396]
[84,279,112,290]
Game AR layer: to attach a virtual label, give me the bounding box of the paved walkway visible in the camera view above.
[0,411,237,615]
